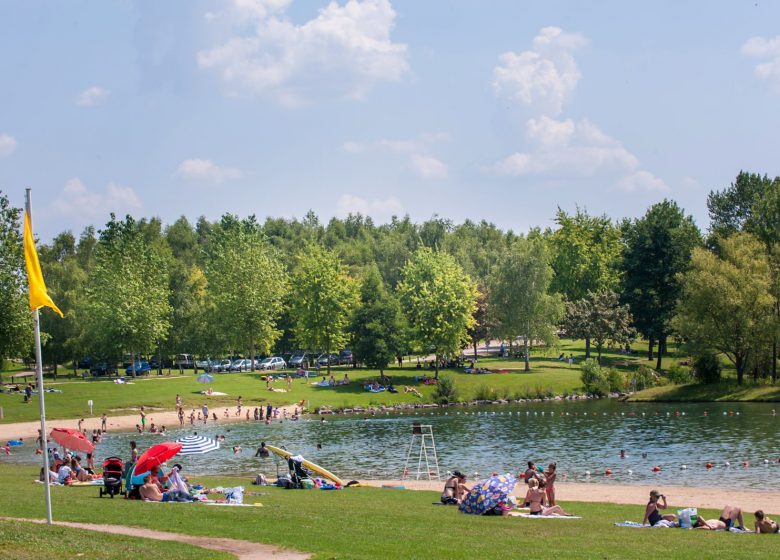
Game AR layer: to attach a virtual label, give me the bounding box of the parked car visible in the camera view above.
[288,352,310,368]
[174,354,194,368]
[230,358,251,372]
[339,349,353,365]
[211,359,232,373]
[195,358,211,369]
[317,353,339,366]
[259,357,286,370]
[76,356,93,369]
[281,352,293,364]
[125,361,152,375]
[90,362,117,376]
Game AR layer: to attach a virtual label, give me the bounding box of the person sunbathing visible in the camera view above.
[139,474,167,501]
[441,471,470,505]
[696,506,744,530]
[643,490,676,526]
[524,478,572,516]
[755,510,779,533]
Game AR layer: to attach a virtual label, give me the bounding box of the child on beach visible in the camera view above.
[139,407,146,431]
[544,463,557,506]
[524,478,572,516]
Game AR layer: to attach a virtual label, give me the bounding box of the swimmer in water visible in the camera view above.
[620,449,626,459]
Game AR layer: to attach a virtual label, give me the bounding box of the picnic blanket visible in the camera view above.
[512,513,581,519]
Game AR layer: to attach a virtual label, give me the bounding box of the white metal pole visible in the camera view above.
[26,188,53,524]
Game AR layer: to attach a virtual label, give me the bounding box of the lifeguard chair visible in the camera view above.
[403,423,440,480]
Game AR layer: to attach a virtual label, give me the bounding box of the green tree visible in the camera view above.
[621,200,701,369]
[562,291,635,363]
[488,238,562,371]
[673,233,775,385]
[466,286,493,360]
[82,215,172,375]
[350,266,405,375]
[398,247,477,377]
[0,192,33,369]
[289,244,357,374]
[707,171,778,243]
[204,215,289,368]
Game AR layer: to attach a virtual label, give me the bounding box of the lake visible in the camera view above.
[5,400,779,490]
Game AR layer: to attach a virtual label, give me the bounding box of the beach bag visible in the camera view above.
[677,508,698,528]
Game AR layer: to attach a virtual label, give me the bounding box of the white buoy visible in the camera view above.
[681,465,687,470]
[725,461,731,467]
[627,469,633,475]
[585,470,591,476]
[764,459,769,464]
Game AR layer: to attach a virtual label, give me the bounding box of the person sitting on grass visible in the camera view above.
[441,471,470,505]
[643,490,676,526]
[755,510,779,534]
[524,478,572,516]
[139,474,167,502]
[695,505,745,530]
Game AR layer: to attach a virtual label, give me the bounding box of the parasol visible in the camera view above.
[176,435,220,455]
[132,441,182,475]
[458,473,518,515]
[49,428,94,454]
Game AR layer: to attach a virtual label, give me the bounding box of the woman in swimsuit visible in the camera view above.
[755,510,779,533]
[524,478,572,516]
[643,490,676,526]
[544,463,557,506]
[441,471,468,505]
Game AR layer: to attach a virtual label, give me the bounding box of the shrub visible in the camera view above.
[473,384,495,401]
[630,365,658,391]
[666,364,693,385]
[432,375,458,404]
[580,359,609,396]
[606,368,626,393]
[693,353,721,384]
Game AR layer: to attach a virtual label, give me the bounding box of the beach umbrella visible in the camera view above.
[197,373,214,384]
[176,435,220,455]
[49,428,94,454]
[458,473,518,515]
[133,441,182,475]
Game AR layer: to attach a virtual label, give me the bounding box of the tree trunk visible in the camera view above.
[735,355,745,385]
[585,337,591,359]
[524,336,530,372]
[326,337,331,375]
[773,339,777,383]
[648,338,655,361]
[434,353,439,379]
[655,336,665,371]
[250,342,256,372]
[473,339,478,360]
[131,350,137,378]
[596,344,602,364]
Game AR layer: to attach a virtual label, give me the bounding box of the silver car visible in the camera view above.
[259,357,286,370]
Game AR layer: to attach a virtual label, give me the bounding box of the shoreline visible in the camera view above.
[0,403,302,441]
[361,479,780,513]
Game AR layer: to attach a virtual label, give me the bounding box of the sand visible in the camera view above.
[364,479,780,513]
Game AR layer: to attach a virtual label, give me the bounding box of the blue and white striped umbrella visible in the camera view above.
[176,435,220,455]
[197,373,214,384]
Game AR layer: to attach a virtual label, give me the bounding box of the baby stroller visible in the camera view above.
[287,456,311,489]
[99,456,124,498]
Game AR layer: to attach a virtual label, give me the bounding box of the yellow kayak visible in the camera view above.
[265,444,344,486]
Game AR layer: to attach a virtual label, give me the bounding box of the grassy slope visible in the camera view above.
[0,465,775,560]
[0,519,231,560]
[633,383,780,402]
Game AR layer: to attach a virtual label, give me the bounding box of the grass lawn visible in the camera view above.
[632,382,780,402]
[0,518,231,559]
[0,464,776,560]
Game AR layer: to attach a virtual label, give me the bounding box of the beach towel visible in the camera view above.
[513,513,581,519]
[614,520,674,528]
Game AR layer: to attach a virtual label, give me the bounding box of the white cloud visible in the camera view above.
[741,35,780,92]
[197,0,409,106]
[175,159,245,184]
[198,0,409,105]
[492,116,667,191]
[336,194,403,220]
[75,86,110,107]
[410,154,447,179]
[0,133,16,157]
[617,170,669,193]
[342,132,449,180]
[49,178,142,218]
[493,26,588,116]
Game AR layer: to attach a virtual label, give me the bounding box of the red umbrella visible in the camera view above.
[49,428,94,454]
[133,441,182,475]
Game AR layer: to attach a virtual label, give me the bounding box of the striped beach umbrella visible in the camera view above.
[176,435,220,455]
[197,373,214,384]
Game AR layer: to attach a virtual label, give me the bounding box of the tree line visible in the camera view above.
[1,170,779,385]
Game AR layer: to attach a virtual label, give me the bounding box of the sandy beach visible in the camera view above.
[363,479,780,513]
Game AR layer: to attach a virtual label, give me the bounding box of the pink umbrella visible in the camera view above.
[49,428,94,454]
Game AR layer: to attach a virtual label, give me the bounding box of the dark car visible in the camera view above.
[77,356,93,369]
[339,349,353,365]
[90,362,118,376]
[125,361,152,375]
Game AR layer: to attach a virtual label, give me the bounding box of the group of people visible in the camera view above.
[644,490,778,533]
[138,463,193,502]
[41,448,96,484]
[441,461,572,516]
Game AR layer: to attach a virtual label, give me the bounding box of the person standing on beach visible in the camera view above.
[266,403,272,420]
[175,394,182,410]
[178,407,185,426]
[101,413,107,431]
[139,407,146,432]
[202,403,209,424]
[236,396,242,417]
[189,410,195,425]
[544,463,557,506]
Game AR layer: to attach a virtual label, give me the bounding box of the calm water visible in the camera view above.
[5,401,779,490]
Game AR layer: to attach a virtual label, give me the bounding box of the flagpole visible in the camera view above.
[26,188,53,525]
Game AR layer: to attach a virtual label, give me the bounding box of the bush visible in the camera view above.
[606,368,626,393]
[666,364,693,385]
[580,359,609,396]
[630,365,658,391]
[473,384,496,401]
[432,375,458,404]
[693,353,721,384]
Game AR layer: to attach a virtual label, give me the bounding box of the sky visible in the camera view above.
[1,0,780,241]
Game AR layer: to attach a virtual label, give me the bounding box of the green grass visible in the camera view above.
[0,518,232,560]
[633,382,780,402]
[0,464,776,560]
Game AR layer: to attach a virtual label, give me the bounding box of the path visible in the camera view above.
[1,517,309,560]
[365,480,780,513]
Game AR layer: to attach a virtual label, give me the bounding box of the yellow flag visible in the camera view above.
[23,209,63,318]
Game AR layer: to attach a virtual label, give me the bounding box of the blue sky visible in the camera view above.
[1,0,779,241]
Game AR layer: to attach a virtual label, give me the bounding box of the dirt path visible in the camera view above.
[365,479,780,513]
[1,516,309,560]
